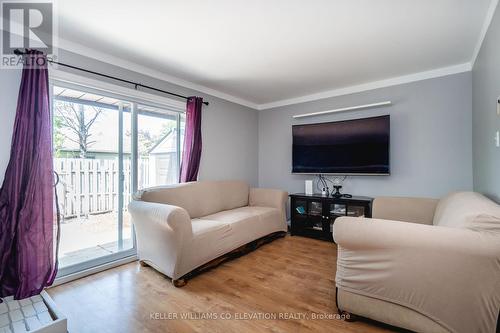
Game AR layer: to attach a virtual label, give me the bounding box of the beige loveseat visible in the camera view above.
[334,192,500,333]
[128,180,288,285]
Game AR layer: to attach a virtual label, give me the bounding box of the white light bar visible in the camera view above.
[292,101,392,119]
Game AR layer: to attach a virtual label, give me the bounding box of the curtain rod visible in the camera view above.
[13,49,209,106]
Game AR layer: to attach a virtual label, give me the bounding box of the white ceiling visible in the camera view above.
[57,0,496,109]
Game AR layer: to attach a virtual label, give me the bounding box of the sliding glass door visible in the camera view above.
[137,106,184,190]
[51,81,184,276]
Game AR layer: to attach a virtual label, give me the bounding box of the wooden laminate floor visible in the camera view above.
[48,235,402,333]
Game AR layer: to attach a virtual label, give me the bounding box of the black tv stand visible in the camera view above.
[289,193,373,242]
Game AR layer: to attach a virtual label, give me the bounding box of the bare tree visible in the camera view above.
[55,102,103,158]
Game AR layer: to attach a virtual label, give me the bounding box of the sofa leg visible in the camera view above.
[139,260,149,267]
[338,310,357,322]
[173,279,187,287]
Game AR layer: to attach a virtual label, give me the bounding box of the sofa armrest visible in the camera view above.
[128,200,192,279]
[334,217,500,333]
[372,196,438,224]
[249,188,288,210]
[250,188,288,225]
[128,200,192,234]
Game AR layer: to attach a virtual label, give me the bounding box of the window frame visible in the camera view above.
[49,69,186,280]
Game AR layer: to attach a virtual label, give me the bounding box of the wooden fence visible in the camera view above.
[54,157,150,219]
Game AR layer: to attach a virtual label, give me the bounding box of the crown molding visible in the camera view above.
[257,62,472,110]
[56,38,260,110]
[57,39,473,112]
[471,0,499,67]
[57,38,475,112]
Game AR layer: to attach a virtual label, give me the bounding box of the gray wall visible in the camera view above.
[0,48,259,186]
[472,4,500,202]
[258,72,473,199]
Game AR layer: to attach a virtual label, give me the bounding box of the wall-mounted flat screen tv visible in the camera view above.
[292,115,390,175]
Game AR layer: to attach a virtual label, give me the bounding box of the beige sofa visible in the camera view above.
[334,192,500,333]
[128,180,288,285]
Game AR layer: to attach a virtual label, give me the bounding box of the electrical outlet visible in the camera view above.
[495,131,500,148]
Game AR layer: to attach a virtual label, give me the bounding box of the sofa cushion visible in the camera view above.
[203,206,285,241]
[178,206,285,278]
[203,206,275,223]
[191,219,230,236]
[138,180,249,218]
[433,192,500,229]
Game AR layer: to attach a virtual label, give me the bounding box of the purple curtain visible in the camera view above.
[179,96,203,182]
[0,50,57,299]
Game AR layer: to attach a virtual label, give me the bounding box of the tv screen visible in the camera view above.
[292,115,390,175]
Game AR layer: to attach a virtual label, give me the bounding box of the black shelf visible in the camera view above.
[289,193,373,242]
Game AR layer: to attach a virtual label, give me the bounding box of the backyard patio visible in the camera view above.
[58,212,133,268]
